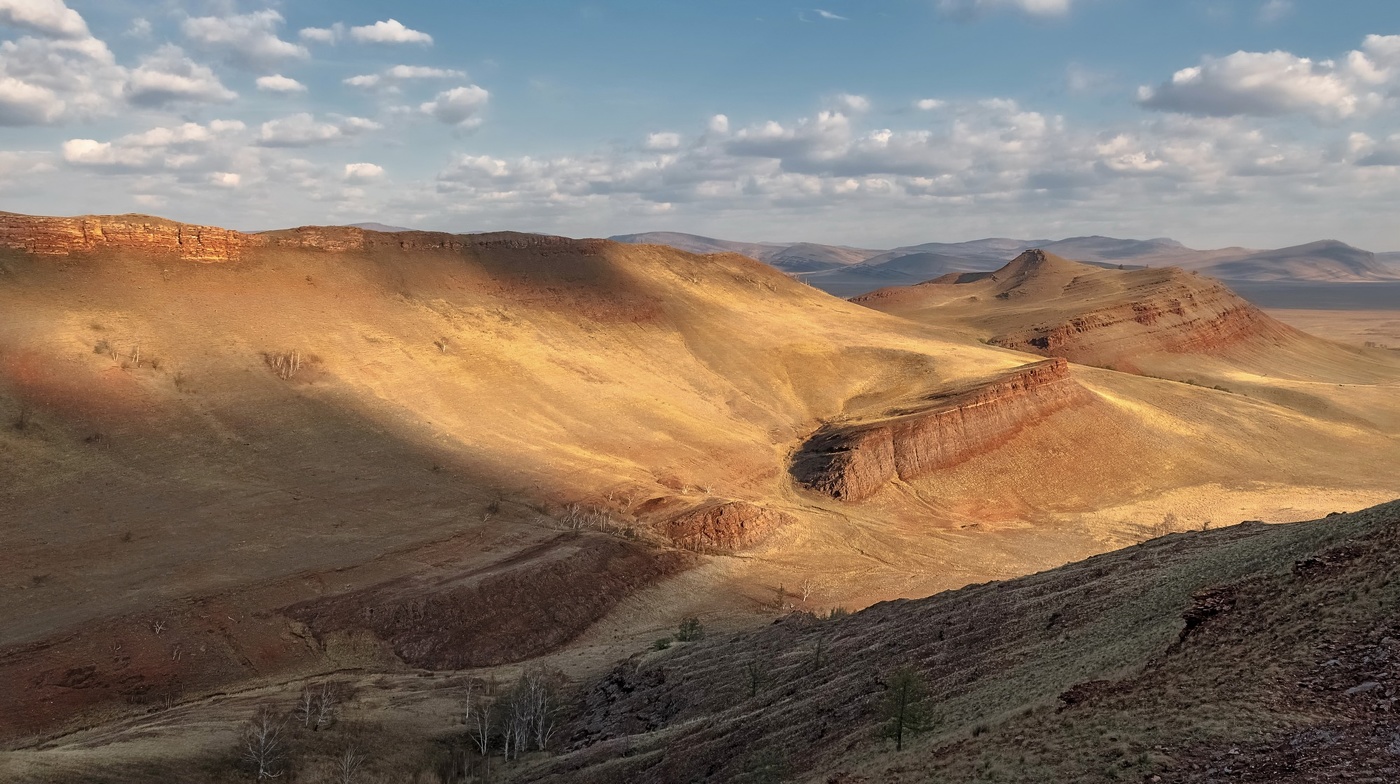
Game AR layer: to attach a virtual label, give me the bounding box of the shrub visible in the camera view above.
[653,637,672,651]
[676,617,705,642]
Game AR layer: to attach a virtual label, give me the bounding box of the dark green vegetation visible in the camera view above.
[516,501,1400,783]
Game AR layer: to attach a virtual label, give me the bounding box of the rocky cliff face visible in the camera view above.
[0,212,250,261]
[792,359,1092,502]
[662,501,794,553]
[990,272,1299,369]
[0,212,601,262]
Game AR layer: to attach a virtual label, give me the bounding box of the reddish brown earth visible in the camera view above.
[791,358,1092,501]
[661,501,795,553]
[853,250,1303,374]
[284,535,693,670]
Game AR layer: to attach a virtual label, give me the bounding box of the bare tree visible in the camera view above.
[800,577,817,606]
[469,683,494,762]
[314,682,338,730]
[334,745,364,784]
[295,687,317,728]
[241,706,287,780]
[525,670,559,752]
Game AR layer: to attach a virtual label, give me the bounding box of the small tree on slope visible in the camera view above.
[880,666,931,752]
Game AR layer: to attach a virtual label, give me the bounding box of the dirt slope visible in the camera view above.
[1,214,1397,748]
[519,500,1400,783]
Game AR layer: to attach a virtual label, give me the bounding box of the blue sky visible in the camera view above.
[2,1,1399,249]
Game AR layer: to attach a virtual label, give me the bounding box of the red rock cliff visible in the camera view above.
[0,212,250,261]
[792,359,1092,502]
[990,271,1300,369]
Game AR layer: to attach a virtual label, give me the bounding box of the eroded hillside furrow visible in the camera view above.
[791,359,1092,501]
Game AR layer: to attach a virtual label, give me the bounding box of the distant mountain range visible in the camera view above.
[611,232,1400,297]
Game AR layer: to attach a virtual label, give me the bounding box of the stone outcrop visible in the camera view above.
[989,270,1299,369]
[0,212,606,262]
[0,212,249,261]
[792,359,1091,502]
[662,501,794,553]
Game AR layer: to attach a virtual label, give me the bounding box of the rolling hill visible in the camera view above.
[1,214,1398,780]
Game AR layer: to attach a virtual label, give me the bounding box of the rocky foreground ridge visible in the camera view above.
[792,358,1091,502]
[0,212,590,262]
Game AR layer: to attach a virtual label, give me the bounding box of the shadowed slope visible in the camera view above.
[522,501,1400,783]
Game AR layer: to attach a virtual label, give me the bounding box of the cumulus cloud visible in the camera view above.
[1139,36,1400,121]
[644,132,681,151]
[0,0,90,39]
[915,98,945,111]
[182,10,308,72]
[209,171,241,188]
[0,2,125,123]
[937,0,1075,19]
[299,24,342,44]
[349,19,432,45]
[257,113,381,147]
[344,64,465,90]
[256,74,306,93]
[708,114,730,134]
[833,93,871,113]
[62,120,245,173]
[0,75,62,124]
[344,162,385,181]
[124,45,237,107]
[420,85,489,127]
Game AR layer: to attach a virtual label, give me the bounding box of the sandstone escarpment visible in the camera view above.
[989,271,1300,369]
[792,359,1092,501]
[662,501,794,553]
[0,211,606,262]
[0,212,249,261]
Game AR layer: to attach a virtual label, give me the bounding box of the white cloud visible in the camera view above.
[299,25,342,44]
[0,75,62,124]
[833,93,871,113]
[813,9,848,20]
[937,0,1075,18]
[644,132,681,151]
[210,171,241,188]
[420,85,490,127]
[182,10,308,72]
[708,114,730,134]
[1138,39,1398,121]
[0,0,89,39]
[257,113,380,147]
[344,162,385,181]
[256,74,306,93]
[125,18,152,38]
[915,98,945,111]
[124,45,237,107]
[343,64,465,90]
[349,19,432,45]
[62,120,246,173]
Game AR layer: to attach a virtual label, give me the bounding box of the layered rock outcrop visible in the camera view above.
[0,212,249,261]
[0,212,604,262]
[988,270,1299,369]
[662,501,794,553]
[792,359,1091,501]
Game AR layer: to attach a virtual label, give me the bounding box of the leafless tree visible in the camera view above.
[334,745,364,784]
[241,706,286,780]
[800,577,817,606]
[295,687,317,728]
[469,683,494,762]
[314,682,338,730]
[267,350,302,380]
[525,670,558,752]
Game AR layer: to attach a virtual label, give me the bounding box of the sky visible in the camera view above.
[1,1,1399,250]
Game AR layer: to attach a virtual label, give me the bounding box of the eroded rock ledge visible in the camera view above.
[792,359,1092,502]
[662,501,794,553]
[0,212,249,261]
[0,212,603,262]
